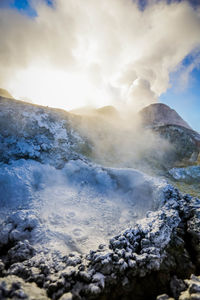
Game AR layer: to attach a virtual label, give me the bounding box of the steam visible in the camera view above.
[70,107,172,172]
[0,158,168,253]
[0,0,200,110]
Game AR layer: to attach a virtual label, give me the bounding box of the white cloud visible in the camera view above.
[0,0,200,110]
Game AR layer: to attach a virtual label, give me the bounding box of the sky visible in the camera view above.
[0,0,200,131]
[160,54,200,131]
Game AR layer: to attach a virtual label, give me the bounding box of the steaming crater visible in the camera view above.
[0,158,167,254]
[1,97,200,300]
[0,96,196,255]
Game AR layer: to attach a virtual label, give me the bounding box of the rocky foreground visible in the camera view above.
[0,96,200,299]
[0,186,199,299]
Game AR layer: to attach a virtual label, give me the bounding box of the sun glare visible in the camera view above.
[7,66,106,111]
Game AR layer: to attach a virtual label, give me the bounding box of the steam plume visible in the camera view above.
[0,0,200,109]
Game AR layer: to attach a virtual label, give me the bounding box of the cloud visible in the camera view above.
[0,0,200,110]
[169,49,200,92]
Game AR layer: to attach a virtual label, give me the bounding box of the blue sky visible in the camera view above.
[10,0,37,16]
[1,0,200,132]
[0,0,53,16]
[160,55,200,132]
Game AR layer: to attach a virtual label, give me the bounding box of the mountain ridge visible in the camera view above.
[139,102,192,130]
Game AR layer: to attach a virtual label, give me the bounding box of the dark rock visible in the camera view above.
[153,125,200,166]
[7,240,35,264]
[170,276,187,298]
[157,275,200,300]
[139,103,200,167]
[0,275,49,299]
[139,103,192,130]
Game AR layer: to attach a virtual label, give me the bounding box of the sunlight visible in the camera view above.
[7,66,102,110]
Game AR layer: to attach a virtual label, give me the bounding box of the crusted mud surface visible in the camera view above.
[0,186,199,300]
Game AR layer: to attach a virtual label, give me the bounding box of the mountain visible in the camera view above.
[139,103,200,167]
[140,103,192,130]
[139,103,192,130]
[70,105,119,119]
[96,105,119,117]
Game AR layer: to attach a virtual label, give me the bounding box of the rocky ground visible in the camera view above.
[0,96,200,299]
[0,185,200,299]
[157,274,200,300]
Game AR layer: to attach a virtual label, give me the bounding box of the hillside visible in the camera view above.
[0,97,199,300]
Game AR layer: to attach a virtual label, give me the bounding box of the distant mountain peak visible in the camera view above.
[139,103,192,130]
